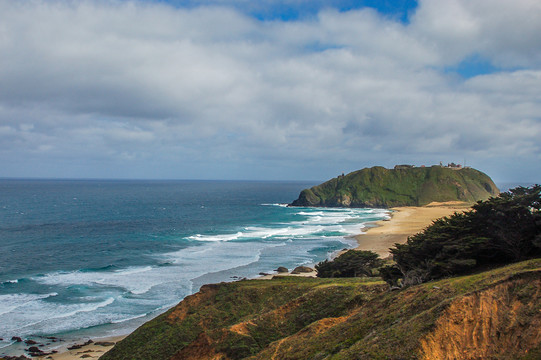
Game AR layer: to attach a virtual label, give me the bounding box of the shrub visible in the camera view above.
[316,250,382,278]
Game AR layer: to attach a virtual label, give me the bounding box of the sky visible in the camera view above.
[0,0,540,183]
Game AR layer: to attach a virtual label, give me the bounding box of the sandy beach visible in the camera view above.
[355,201,471,258]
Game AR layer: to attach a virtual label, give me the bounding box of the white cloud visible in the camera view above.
[411,0,541,67]
[0,0,540,181]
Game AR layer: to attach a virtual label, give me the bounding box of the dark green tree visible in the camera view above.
[470,185,541,262]
[316,250,381,278]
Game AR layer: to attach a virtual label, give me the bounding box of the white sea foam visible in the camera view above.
[186,207,388,245]
[114,266,153,276]
[243,226,290,238]
[36,297,116,322]
[2,274,191,338]
[187,225,330,242]
[110,312,148,324]
[0,295,116,337]
[5,302,109,336]
[35,266,159,295]
[0,293,58,317]
[187,231,243,242]
[297,211,325,216]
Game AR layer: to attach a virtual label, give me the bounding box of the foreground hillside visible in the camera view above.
[101,259,541,360]
[290,165,499,208]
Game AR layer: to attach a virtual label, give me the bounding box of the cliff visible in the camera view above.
[101,259,541,360]
[289,165,499,208]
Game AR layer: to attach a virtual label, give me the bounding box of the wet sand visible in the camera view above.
[34,336,125,360]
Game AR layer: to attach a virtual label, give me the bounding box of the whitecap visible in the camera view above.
[109,312,148,324]
[296,211,325,216]
[187,232,243,242]
[114,266,153,276]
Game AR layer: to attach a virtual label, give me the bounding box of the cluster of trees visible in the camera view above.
[315,250,381,278]
[383,185,541,287]
[316,186,541,288]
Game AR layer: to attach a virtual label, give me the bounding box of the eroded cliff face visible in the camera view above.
[420,274,541,360]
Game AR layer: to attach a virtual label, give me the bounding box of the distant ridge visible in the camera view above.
[289,165,499,208]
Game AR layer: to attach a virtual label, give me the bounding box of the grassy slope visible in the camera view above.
[101,278,386,360]
[290,166,499,208]
[102,259,541,360]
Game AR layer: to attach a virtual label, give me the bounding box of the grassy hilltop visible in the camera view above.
[290,165,499,208]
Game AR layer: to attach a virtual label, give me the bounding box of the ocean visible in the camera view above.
[0,179,390,355]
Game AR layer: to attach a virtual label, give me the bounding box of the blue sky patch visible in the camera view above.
[146,0,418,22]
[445,54,500,79]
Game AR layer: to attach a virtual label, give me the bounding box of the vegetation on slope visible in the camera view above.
[289,165,499,208]
[101,277,386,360]
[102,260,541,360]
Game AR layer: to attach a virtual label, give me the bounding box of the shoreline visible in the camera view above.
[354,201,471,258]
[258,201,470,279]
[29,335,126,360]
[31,202,470,359]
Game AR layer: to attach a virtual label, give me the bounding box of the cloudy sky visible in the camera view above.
[1,0,540,182]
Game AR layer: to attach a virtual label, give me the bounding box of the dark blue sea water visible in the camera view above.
[0,179,389,355]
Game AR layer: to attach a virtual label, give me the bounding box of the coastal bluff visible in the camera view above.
[289,165,499,208]
[99,259,541,360]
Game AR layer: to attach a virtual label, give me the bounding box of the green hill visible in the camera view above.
[101,259,541,360]
[290,165,499,208]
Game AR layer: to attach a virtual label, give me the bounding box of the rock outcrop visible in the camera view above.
[291,266,314,274]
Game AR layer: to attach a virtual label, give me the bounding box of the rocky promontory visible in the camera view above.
[290,165,499,208]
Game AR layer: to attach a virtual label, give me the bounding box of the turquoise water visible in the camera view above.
[0,179,389,355]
